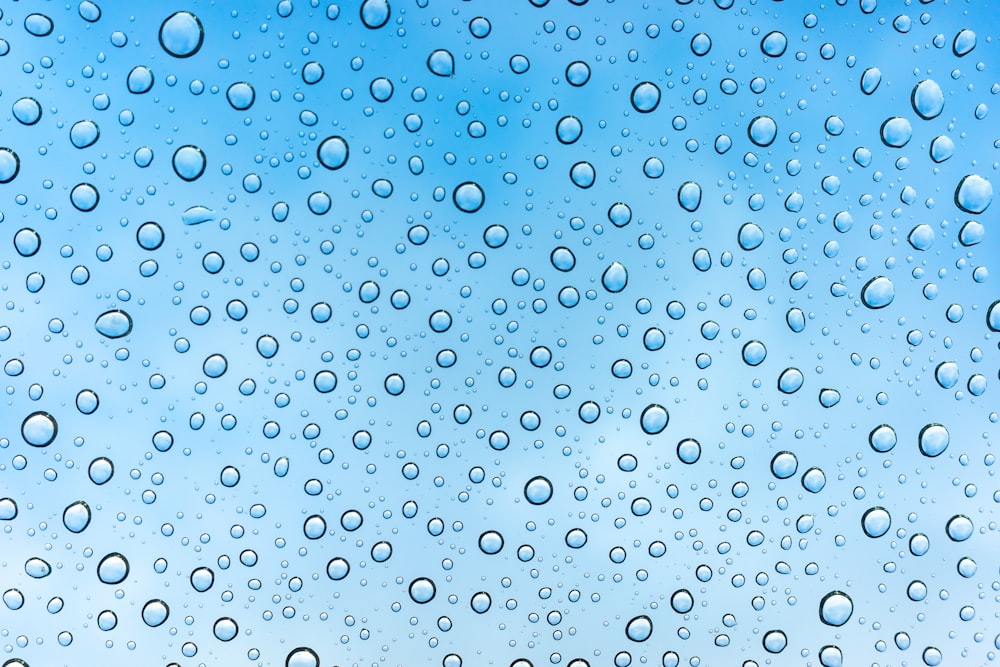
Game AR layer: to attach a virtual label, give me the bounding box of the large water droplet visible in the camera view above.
[159,11,204,57]
[954,174,992,213]
[625,615,653,642]
[95,309,133,338]
[862,506,891,538]
[911,79,944,119]
[22,411,58,447]
[918,423,949,457]
[427,49,455,76]
[861,276,894,309]
[524,476,553,505]
[819,591,853,626]
[62,501,92,533]
[639,404,668,434]
[630,82,660,113]
[601,262,628,293]
[97,552,130,584]
[453,182,485,212]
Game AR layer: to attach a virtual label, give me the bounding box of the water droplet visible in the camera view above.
[918,423,949,457]
[0,499,18,521]
[741,340,767,366]
[70,120,100,149]
[126,65,155,94]
[760,31,787,57]
[954,174,992,213]
[861,67,882,94]
[556,116,583,144]
[880,117,912,147]
[819,591,853,626]
[678,181,702,211]
[771,451,798,479]
[95,309,133,338]
[226,82,255,110]
[213,617,238,641]
[640,404,668,434]
[945,514,973,542]
[24,13,54,37]
[360,0,391,29]
[862,506,891,537]
[141,599,169,627]
[677,439,701,464]
[25,557,52,579]
[159,11,204,58]
[738,222,764,250]
[861,276,894,309]
[762,630,787,653]
[0,148,21,183]
[409,577,436,603]
[22,411,58,447]
[601,262,628,293]
[819,388,841,408]
[777,368,803,394]
[97,552,130,584]
[478,530,504,554]
[630,82,660,113]
[524,476,553,504]
[625,615,653,642]
[12,97,42,125]
[565,61,591,86]
[427,49,454,76]
[173,145,206,181]
[748,116,777,147]
[62,501,91,533]
[953,29,976,56]
[453,182,485,213]
[911,79,944,119]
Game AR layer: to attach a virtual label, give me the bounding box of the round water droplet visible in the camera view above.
[918,423,949,457]
[326,557,350,580]
[880,117,912,147]
[226,82,255,110]
[25,13,54,37]
[953,29,976,56]
[22,411,57,447]
[95,309,132,338]
[678,181,702,212]
[676,438,701,464]
[190,567,215,592]
[213,617,238,641]
[639,404,668,435]
[802,467,826,493]
[565,61,591,86]
[2,588,24,610]
[14,228,41,257]
[453,182,485,212]
[142,599,169,627]
[945,514,973,542]
[0,148,19,183]
[738,222,764,250]
[524,476,553,505]
[670,589,693,613]
[565,528,588,548]
[126,65,155,94]
[89,457,115,485]
[771,451,798,479]
[935,361,959,389]
[203,354,228,378]
[12,97,42,125]
[70,120,100,149]
[62,501,91,533]
[819,591,853,626]
[862,506,891,538]
[777,368,803,394]
[569,161,596,189]
[409,577,436,603]
[173,145,206,181]
[819,388,841,408]
[360,0,391,29]
[630,82,660,113]
[868,424,897,452]
[625,615,652,642]
[97,553,130,584]
[748,116,777,147]
[741,340,766,366]
[954,174,992,213]
[986,300,1000,331]
[384,373,405,395]
[861,276,894,309]
[760,30,787,57]
[479,530,504,554]
[0,499,18,521]
[911,79,944,119]
[159,11,204,57]
[427,49,454,76]
[594,260,629,295]
[25,557,52,578]
[861,67,882,94]
[762,630,787,653]
[70,183,99,211]
[556,116,583,144]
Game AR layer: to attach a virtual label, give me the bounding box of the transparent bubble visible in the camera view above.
[478,530,504,554]
[126,65,155,94]
[777,368,803,394]
[172,145,206,181]
[88,457,114,485]
[861,67,882,94]
[760,31,787,57]
[556,116,583,144]
[427,49,455,76]
[62,501,91,533]
[678,181,702,211]
[880,117,912,148]
[25,557,52,579]
[159,11,204,57]
[861,276,894,309]
[918,423,949,457]
[524,476,554,505]
[97,552,130,584]
[818,591,853,626]
[748,116,777,147]
[954,174,992,213]
[602,262,628,293]
[453,182,485,212]
[953,29,976,56]
[741,340,766,366]
[565,528,588,548]
[0,499,17,521]
[565,61,591,86]
[690,32,712,56]
[326,557,350,580]
[670,589,694,613]
[213,617,239,642]
[360,0,391,29]
[190,567,215,592]
[14,228,40,256]
[946,515,973,541]
[12,97,42,125]
[22,411,58,447]
[226,82,255,110]
[625,615,653,642]
[24,13,54,37]
[631,82,661,112]
[770,451,798,479]
[819,388,841,408]
[801,467,826,493]
[911,80,944,119]
[409,577,436,603]
[762,630,787,653]
[738,223,764,250]
[861,507,891,538]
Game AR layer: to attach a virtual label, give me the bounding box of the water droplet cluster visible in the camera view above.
[1,1,997,666]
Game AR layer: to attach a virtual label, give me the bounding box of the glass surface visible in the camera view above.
[1,1,998,666]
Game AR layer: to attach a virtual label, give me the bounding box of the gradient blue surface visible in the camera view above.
[1,1,998,666]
